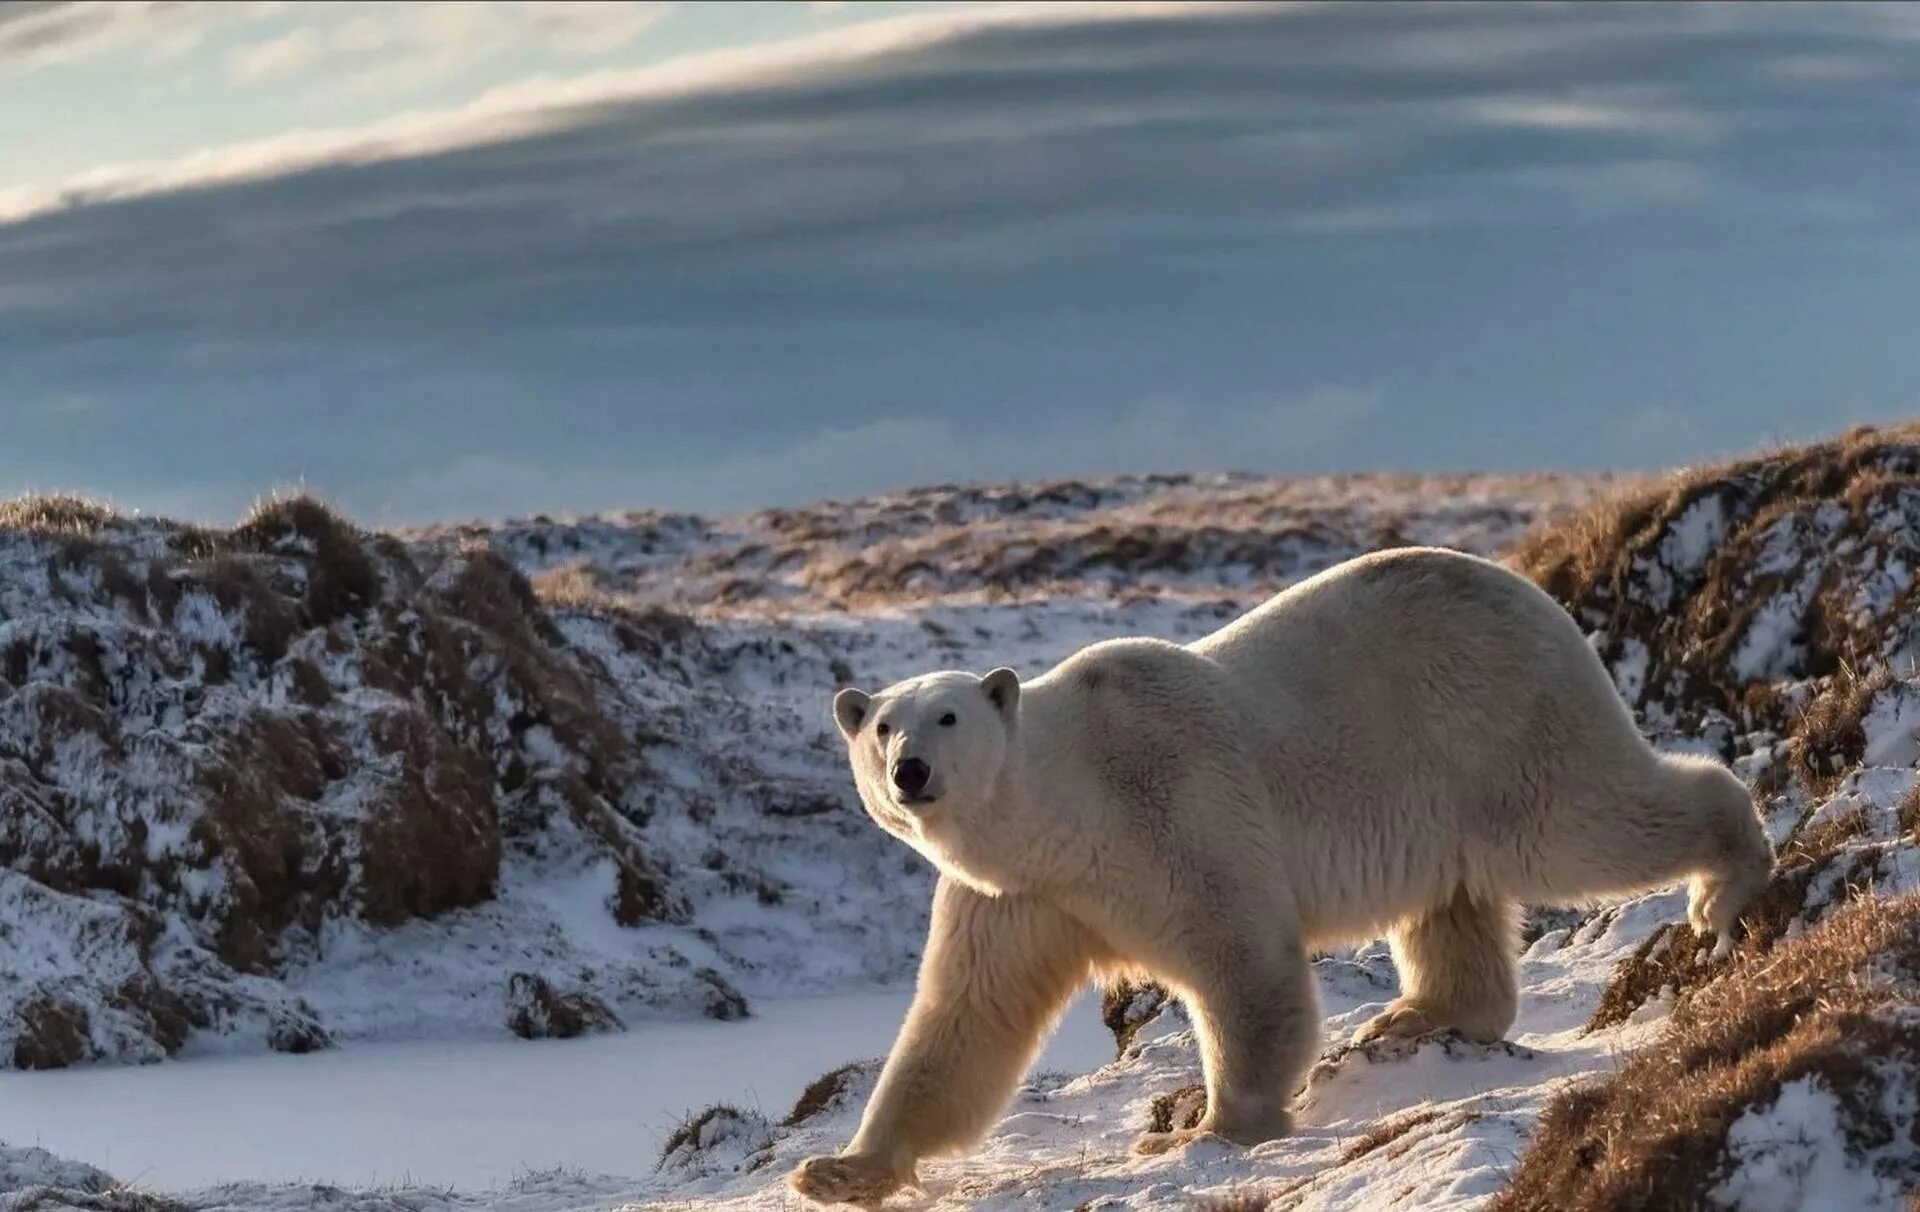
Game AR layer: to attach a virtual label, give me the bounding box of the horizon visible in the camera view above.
[5,1,1919,525]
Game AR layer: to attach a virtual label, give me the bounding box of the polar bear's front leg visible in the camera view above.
[1134,923,1317,1155]
[790,877,1104,1207]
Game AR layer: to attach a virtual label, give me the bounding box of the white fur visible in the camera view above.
[792,547,1773,1205]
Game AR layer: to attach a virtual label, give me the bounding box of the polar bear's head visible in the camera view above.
[831,668,1020,857]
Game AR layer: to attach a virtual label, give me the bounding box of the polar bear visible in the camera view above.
[790,546,1772,1207]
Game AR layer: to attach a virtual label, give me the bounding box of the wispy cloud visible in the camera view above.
[0,0,258,70]
[225,2,666,89]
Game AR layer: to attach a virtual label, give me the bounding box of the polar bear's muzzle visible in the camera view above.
[891,756,940,806]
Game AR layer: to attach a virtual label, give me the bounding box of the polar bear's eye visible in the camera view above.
[939,713,957,727]
[875,723,891,738]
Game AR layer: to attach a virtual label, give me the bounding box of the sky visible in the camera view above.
[3,1,1919,525]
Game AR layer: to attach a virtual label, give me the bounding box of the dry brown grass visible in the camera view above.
[1195,1195,1275,1212]
[1900,782,1920,843]
[1145,1083,1207,1134]
[782,1061,876,1127]
[9,992,89,1070]
[531,563,698,656]
[1495,894,1920,1212]
[179,555,301,663]
[1101,978,1172,1057]
[1337,1107,1448,1163]
[1512,422,1920,606]
[562,471,1597,614]
[1791,665,1894,793]
[0,493,115,536]
[232,493,381,623]
[1511,421,1920,742]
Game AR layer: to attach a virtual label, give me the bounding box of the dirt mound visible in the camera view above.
[657,1105,776,1176]
[1497,896,1920,1211]
[1512,423,1920,752]
[504,973,622,1040]
[1501,423,1920,1203]
[0,495,712,1066]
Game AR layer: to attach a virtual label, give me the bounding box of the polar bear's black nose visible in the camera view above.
[892,757,932,797]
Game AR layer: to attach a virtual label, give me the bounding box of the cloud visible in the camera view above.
[4,2,1218,220]
[224,2,666,90]
[226,24,319,82]
[4,2,1920,518]
[1,1,183,65]
[0,1,264,70]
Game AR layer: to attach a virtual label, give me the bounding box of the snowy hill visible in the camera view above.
[5,437,1920,1210]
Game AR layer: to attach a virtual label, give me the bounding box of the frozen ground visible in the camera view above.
[0,990,1112,1191]
[0,879,1811,1211]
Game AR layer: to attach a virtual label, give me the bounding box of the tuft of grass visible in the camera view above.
[1101,978,1172,1057]
[1790,666,1892,794]
[0,493,116,536]
[782,1061,876,1127]
[531,563,698,655]
[656,1103,773,1173]
[4,1186,189,1212]
[1145,1083,1206,1135]
[1899,781,1920,844]
[232,492,381,623]
[658,1104,742,1166]
[1495,894,1920,1212]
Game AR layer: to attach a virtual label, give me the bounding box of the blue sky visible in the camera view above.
[3,1,1919,524]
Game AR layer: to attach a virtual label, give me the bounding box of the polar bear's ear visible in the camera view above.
[982,667,1020,717]
[832,688,872,740]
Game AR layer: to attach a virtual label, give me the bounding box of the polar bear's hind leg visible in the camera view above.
[1531,752,1773,951]
[1357,886,1519,1044]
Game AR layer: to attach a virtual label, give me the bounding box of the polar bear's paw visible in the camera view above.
[1351,1000,1440,1044]
[789,1154,909,1208]
[1132,1126,1222,1156]
[1687,869,1762,957]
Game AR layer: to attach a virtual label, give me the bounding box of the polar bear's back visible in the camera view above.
[1179,547,1658,926]
[1197,545,1639,775]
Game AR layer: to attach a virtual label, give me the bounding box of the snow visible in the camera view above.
[1862,683,1920,769]
[1664,494,1729,579]
[1712,1076,1904,1212]
[1610,635,1649,704]
[0,990,1111,1192]
[0,869,1681,1211]
[1730,569,1819,683]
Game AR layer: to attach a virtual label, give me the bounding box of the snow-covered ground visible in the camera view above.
[0,990,1113,1191]
[7,448,1920,1209]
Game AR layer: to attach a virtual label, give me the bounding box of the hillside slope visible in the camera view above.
[7,430,1920,1210]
